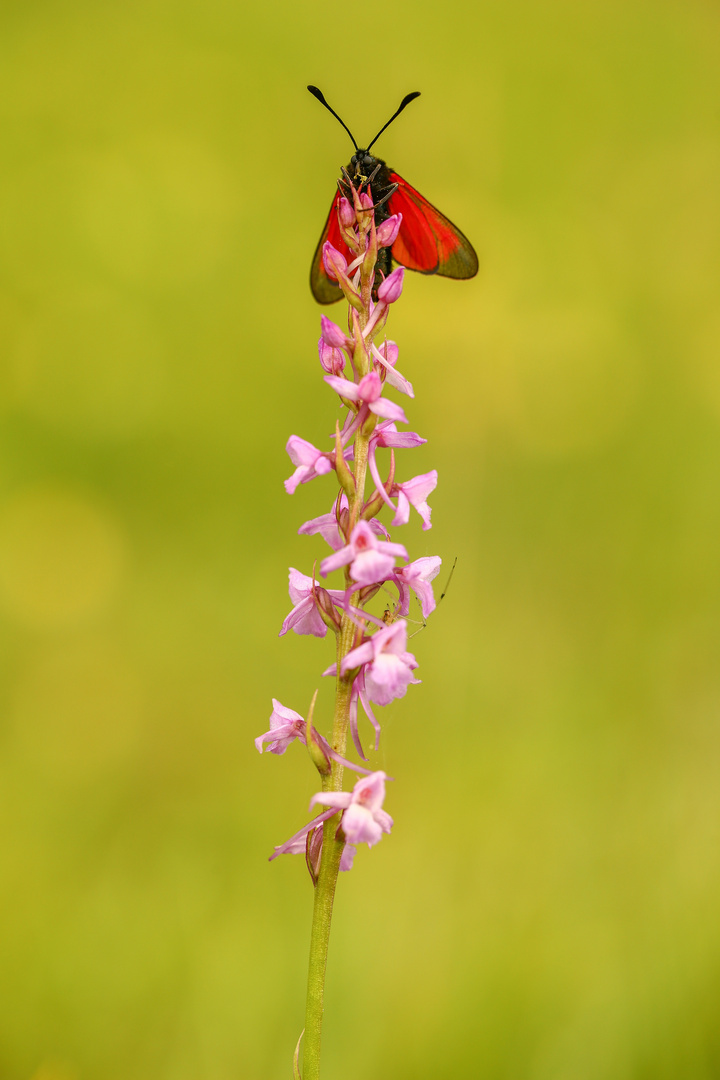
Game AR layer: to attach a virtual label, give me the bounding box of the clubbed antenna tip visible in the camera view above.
[307,85,358,150]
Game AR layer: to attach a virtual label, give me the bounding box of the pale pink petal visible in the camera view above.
[269,809,336,861]
[392,490,411,526]
[339,844,357,871]
[254,722,298,754]
[375,538,409,560]
[284,468,307,496]
[270,699,304,727]
[287,567,313,605]
[365,653,416,705]
[320,545,355,576]
[341,804,384,846]
[370,420,426,450]
[350,548,397,584]
[408,579,435,618]
[357,678,382,752]
[341,641,374,672]
[368,398,408,423]
[324,375,360,401]
[308,790,353,813]
[299,511,344,550]
[396,471,437,530]
[285,435,320,467]
[279,595,327,637]
[367,448,396,513]
[395,556,442,618]
[409,555,442,581]
[351,771,388,814]
[380,364,414,398]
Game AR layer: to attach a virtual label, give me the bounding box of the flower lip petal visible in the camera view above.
[350,548,397,585]
[308,790,352,813]
[270,698,304,726]
[324,374,360,401]
[341,640,374,672]
[287,567,314,605]
[341,804,384,846]
[286,435,320,467]
[369,398,408,423]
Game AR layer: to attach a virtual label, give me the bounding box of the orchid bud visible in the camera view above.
[318,339,345,375]
[337,503,350,537]
[315,587,342,632]
[338,196,355,228]
[306,720,332,777]
[377,339,399,367]
[320,315,349,350]
[377,266,405,304]
[359,192,373,211]
[376,213,402,248]
[306,826,323,885]
[357,584,381,605]
[322,241,347,281]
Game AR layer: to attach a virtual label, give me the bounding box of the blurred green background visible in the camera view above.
[1,0,719,1077]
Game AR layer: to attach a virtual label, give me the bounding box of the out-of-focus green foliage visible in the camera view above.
[1,1,719,1077]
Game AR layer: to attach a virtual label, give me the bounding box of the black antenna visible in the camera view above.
[307,86,358,150]
[366,91,421,152]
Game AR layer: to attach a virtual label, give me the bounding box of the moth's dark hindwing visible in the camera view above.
[310,191,348,304]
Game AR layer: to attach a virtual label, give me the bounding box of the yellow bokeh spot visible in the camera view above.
[11,636,143,779]
[78,136,238,285]
[17,286,167,436]
[0,488,124,627]
[498,305,639,456]
[29,1064,77,1080]
[689,311,720,421]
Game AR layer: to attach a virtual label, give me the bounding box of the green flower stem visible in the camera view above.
[302,428,370,1080]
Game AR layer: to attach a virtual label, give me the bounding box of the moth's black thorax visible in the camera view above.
[347,151,395,288]
[348,151,393,223]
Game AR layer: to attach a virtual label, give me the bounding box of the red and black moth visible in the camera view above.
[308,85,478,305]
